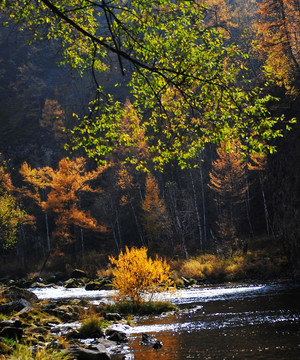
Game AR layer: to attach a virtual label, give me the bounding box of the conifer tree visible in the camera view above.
[209,140,248,254]
[20,157,105,254]
[255,0,300,94]
[141,173,170,243]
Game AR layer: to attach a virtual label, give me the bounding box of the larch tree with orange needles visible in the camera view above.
[103,99,149,250]
[141,173,171,244]
[20,157,106,255]
[255,0,300,95]
[209,140,248,255]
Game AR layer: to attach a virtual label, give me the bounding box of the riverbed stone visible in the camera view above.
[105,313,122,321]
[68,345,111,360]
[0,319,22,329]
[106,329,127,343]
[85,278,113,291]
[64,278,85,288]
[46,304,80,321]
[0,298,32,315]
[0,326,23,340]
[85,281,105,291]
[71,269,88,279]
[46,272,68,284]
[1,286,38,304]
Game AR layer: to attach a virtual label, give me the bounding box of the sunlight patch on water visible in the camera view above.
[31,284,265,304]
[126,310,300,335]
[154,284,264,305]
[30,286,116,301]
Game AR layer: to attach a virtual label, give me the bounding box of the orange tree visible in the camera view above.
[209,140,248,254]
[141,173,171,243]
[20,157,106,254]
[109,246,174,303]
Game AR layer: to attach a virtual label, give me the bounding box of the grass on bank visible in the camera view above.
[78,314,109,338]
[4,344,71,360]
[104,300,178,316]
[171,249,289,284]
[0,234,290,284]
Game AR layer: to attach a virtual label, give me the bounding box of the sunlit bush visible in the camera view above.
[109,246,174,303]
[180,259,205,280]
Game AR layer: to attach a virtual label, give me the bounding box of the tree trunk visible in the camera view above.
[80,228,84,257]
[245,176,254,238]
[259,174,275,238]
[111,220,120,252]
[116,208,123,250]
[45,212,51,251]
[176,215,190,261]
[279,0,299,69]
[199,160,207,244]
[131,203,145,246]
[189,170,203,250]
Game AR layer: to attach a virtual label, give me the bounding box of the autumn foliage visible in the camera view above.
[141,173,170,241]
[109,246,174,303]
[0,160,34,249]
[209,140,248,252]
[20,157,105,252]
[256,0,300,94]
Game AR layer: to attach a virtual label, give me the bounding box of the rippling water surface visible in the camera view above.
[32,283,300,359]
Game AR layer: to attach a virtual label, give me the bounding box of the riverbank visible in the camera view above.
[0,273,179,360]
[0,285,149,359]
[1,281,299,360]
[0,242,293,288]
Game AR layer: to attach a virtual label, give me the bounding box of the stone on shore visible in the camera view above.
[68,345,111,360]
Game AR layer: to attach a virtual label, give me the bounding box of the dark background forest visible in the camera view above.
[0,0,299,280]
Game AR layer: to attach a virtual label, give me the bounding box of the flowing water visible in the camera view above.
[32,282,300,359]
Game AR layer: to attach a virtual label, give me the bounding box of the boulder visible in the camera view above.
[71,269,87,279]
[0,298,32,315]
[68,345,110,360]
[30,281,46,288]
[85,281,104,291]
[13,279,33,288]
[0,326,23,341]
[106,330,127,343]
[85,278,112,291]
[46,272,68,283]
[45,304,80,322]
[64,278,85,288]
[105,313,122,321]
[1,286,38,304]
[0,319,22,329]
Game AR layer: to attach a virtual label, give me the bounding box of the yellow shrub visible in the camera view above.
[109,246,174,303]
[180,259,205,279]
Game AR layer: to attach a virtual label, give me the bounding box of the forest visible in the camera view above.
[0,0,299,281]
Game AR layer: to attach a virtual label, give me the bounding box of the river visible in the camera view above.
[32,282,300,360]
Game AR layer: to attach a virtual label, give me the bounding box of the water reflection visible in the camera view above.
[114,283,300,360]
[31,283,300,360]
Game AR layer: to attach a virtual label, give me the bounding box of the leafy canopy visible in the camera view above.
[0,163,34,249]
[109,246,174,303]
[1,0,295,169]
